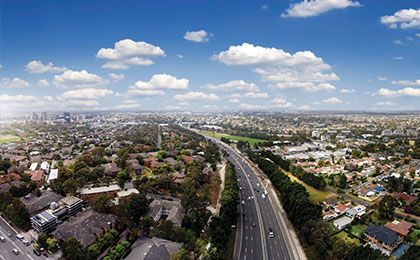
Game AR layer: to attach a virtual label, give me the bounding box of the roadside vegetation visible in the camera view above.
[206,161,238,259]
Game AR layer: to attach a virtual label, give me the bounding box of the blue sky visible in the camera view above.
[1,0,419,112]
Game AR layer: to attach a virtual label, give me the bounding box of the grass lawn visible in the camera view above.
[334,231,361,246]
[349,224,367,238]
[199,130,266,146]
[284,171,337,203]
[0,134,21,144]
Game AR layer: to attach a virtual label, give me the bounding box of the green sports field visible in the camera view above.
[0,134,21,144]
[199,130,266,145]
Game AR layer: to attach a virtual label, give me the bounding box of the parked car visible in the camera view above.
[0,236,5,242]
[16,234,24,240]
[22,239,30,246]
[12,249,19,255]
[33,249,41,256]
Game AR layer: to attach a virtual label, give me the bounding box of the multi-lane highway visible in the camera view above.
[199,132,306,260]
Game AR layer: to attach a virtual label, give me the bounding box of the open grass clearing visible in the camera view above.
[0,134,21,144]
[283,171,337,203]
[199,130,266,146]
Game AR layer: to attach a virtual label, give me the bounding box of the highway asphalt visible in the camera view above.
[206,136,294,260]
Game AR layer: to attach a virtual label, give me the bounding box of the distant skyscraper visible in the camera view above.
[64,112,71,123]
[32,112,39,121]
[42,112,47,121]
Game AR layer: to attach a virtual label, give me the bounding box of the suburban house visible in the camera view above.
[102,162,122,176]
[345,205,366,219]
[384,220,413,238]
[47,168,59,183]
[21,190,64,215]
[148,198,185,226]
[80,184,121,201]
[144,157,160,169]
[333,216,353,230]
[28,170,45,186]
[127,159,143,175]
[52,208,117,248]
[364,225,401,252]
[125,237,181,260]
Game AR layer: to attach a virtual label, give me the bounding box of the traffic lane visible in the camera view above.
[0,229,34,260]
[241,199,262,260]
[258,195,291,260]
[232,157,285,258]
[232,159,263,260]
[236,167,262,259]
[0,217,48,260]
[241,161,292,260]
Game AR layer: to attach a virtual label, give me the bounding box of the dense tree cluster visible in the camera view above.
[207,162,238,259]
[181,161,211,235]
[377,195,399,220]
[116,193,150,228]
[0,192,31,230]
[87,229,119,260]
[386,176,415,193]
[62,237,86,260]
[0,156,12,174]
[103,240,131,260]
[262,150,326,190]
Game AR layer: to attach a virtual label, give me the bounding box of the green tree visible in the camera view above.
[339,174,347,189]
[378,195,399,219]
[62,237,86,260]
[37,233,48,249]
[91,193,113,213]
[46,237,57,251]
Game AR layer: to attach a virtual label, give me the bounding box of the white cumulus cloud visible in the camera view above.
[25,60,67,74]
[322,97,343,104]
[97,39,165,69]
[183,30,211,43]
[0,77,30,88]
[206,80,260,92]
[0,94,54,111]
[340,88,355,94]
[213,43,339,92]
[374,87,420,97]
[281,0,360,18]
[391,79,420,86]
[53,69,107,88]
[131,74,189,90]
[58,88,114,100]
[174,92,220,102]
[108,73,125,82]
[380,8,420,29]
